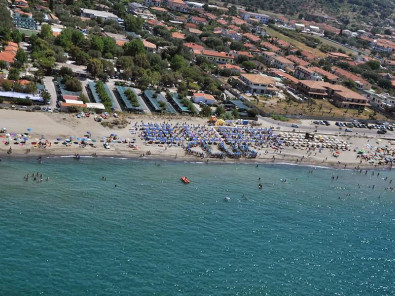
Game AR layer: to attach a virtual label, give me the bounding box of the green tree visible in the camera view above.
[87,58,104,77]
[33,11,45,25]
[0,60,7,70]
[90,35,104,53]
[215,105,225,117]
[231,108,239,118]
[125,15,143,33]
[1,80,12,91]
[242,61,256,70]
[79,94,89,103]
[123,39,145,56]
[171,55,186,71]
[24,82,37,94]
[65,78,82,92]
[200,105,212,117]
[15,48,28,66]
[116,56,134,69]
[8,68,20,81]
[59,66,73,77]
[42,90,51,102]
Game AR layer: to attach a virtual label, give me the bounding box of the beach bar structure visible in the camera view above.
[115,86,146,112]
[0,91,43,102]
[143,89,177,114]
[167,92,194,114]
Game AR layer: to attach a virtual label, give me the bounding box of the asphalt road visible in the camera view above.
[42,76,57,110]
[257,116,395,140]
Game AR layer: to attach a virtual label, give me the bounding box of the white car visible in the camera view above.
[47,107,53,112]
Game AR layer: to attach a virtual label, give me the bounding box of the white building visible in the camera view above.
[81,8,122,23]
[294,23,305,31]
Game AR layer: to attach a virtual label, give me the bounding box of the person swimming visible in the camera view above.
[258,183,263,189]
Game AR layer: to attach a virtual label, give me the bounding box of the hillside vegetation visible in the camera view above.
[224,0,395,25]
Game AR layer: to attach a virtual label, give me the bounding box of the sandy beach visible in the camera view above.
[0,109,394,169]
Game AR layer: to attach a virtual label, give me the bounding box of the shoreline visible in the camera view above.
[1,149,393,171]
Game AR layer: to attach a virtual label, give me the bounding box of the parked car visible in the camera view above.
[291,124,299,128]
[377,130,387,134]
[345,128,353,132]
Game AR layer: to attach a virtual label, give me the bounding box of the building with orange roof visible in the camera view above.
[332,66,370,89]
[243,33,260,43]
[172,32,185,40]
[261,42,281,53]
[192,92,216,105]
[166,0,188,12]
[294,66,320,80]
[328,52,352,61]
[297,80,369,109]
[235,51,254,59]
[231,16,247,26]
[190,16,207,25]
[184,43,205,51]
[228,24,240,32]
[308,67,339,83]
[203,12,216,20]
[286,55,310,67]
[218,64,242,74]
[150,6,167,13]
[262,51,277,64]
[275,39,291,49]
[185,22,197,28]
[269,68,299,85]
[271,56,294,71]
[217,19,227,26]
[0,42,19,67]
[188,28,202,35]
[199,50,234,64]
[233,73,277,95]
[143,39,157,52]
[145,19,165,27]
[300,50,319,62]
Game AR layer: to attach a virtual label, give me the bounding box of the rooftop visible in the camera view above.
[241,74,276,85]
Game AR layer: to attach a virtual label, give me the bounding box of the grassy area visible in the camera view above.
[314,35,363,56]
[255,96,388,121]
[18,28,39,36]
[264,27,326,58]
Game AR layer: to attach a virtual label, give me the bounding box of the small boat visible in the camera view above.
[224,196,230,202]
[180,176,190,184]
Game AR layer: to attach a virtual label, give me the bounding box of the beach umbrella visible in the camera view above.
[57,138,62,141]
[27,128,32,131]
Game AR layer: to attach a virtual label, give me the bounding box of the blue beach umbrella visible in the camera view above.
[27,128,32,131]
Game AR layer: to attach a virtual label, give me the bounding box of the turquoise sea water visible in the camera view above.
[0,157,394,295]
